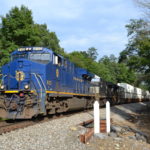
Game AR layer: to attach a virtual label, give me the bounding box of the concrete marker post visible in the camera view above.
[106,101,110,133]
[94,100,100,134]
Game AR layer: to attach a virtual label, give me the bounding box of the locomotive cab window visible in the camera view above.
[58,57,62,66]
[29,53,51,64]
[53,54,62,66]
[11,53,28,61]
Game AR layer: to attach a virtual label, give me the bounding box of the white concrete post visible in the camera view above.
[94,100,100,134]
[106,101,110,133]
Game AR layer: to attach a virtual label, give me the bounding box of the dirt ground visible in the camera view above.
[80,102,150,150]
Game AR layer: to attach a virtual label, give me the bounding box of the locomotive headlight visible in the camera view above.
[0,85,4,90]
[24,84,29,90]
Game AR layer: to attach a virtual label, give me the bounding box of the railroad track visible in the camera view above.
[0,110,90,135]
[0,120,35,134]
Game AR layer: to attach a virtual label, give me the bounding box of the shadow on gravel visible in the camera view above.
[121,102,149,113]
[111,102,150,120]
[111,102,150,141]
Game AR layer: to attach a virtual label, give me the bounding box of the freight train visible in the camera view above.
[0,47,149,119]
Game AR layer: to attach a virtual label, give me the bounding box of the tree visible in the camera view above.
[0,5,64,66]
[119,19,150,90]
[99,55,136,84]
[134,0,150,18]
[68,50,100,76]
[68,51,87,69]
[87,47,98,61]
[119,19,150,71]
[30,24,64,55]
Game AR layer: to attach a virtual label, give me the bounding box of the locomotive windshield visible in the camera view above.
[11,53,28,60]
[29,53,51,64]
[11,52,51,64]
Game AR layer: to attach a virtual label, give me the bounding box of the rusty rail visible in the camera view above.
[0,121,35,134]
[79,119,93,126]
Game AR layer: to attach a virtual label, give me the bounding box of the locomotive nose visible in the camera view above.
[14,60,31,90]
[2,60,31,90]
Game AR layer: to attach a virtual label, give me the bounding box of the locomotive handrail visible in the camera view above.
[37,74,46,91]
[30,73,46,114]
[1,75,7,85]
[31,73,42,100]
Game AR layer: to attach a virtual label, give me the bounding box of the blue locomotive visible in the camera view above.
[0,47,95,119]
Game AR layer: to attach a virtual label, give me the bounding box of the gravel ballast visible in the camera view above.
[0,113,93,150]
[0,102,150,150]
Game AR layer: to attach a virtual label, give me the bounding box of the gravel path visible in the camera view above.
[0,102,150,150]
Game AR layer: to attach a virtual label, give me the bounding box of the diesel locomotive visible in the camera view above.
[0,47,149,119]
[0,47,96,119]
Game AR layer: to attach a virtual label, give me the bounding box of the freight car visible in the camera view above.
[117,83,150,102]
[0,47,149,119]
[91,78,150,104]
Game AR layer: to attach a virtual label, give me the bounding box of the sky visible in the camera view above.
[0,0,142,58]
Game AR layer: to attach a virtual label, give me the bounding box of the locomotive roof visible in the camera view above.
[11,46,64,60]
[11,47,53,55]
